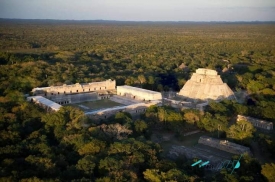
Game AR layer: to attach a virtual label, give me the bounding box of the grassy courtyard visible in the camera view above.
[70,99,124,111]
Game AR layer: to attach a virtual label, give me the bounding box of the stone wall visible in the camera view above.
[32,79,116,96]
[237,115,273,131]
[117,85,162,101]
[198,136,252,155]
[163,98,193,108]
[27,96,61,112]
[86,101,161,120]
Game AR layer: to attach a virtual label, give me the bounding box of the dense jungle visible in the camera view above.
[0,19,275,181]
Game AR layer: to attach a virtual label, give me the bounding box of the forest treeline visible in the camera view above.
[0,20,275,181]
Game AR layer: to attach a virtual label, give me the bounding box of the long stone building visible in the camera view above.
[86,101,161,120]
[178,68,235,101]
[32,79,116,97]
[27,96,62,112]
[198,136,252,155]
[237,115,273,131]
[117,85,162,101]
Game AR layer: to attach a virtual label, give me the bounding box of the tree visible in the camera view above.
[184,112,199,125]
[76,155,96,176]
[114,112,132,124]
[138,74,146,87]
[98,123,132,140]
[148,76,155,90]
[143,168,189,182]
[214,169,239,182]
[78,140,105,155]
[208,101,227,114]
[261,163,275,182]
[99,157,124,176]
[199,112,228,133]
[157,107,166,123]
[143,169,161,182]
[134,120,148,133]
[235,154,262,181]
[227,120,255,141]
[233,103,248,115]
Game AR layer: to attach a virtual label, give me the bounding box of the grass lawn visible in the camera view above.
[70,99,124,111]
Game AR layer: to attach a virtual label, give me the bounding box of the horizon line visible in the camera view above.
[1,18,275,23]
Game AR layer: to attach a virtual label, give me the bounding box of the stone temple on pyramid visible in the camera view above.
[178,68,236,101]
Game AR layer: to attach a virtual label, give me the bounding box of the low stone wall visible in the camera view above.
[198,136,252,155]
[163,98,193,109]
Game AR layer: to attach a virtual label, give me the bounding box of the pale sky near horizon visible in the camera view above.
[0,0,275,21]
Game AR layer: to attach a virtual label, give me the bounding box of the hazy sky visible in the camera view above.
[0,0,275,21]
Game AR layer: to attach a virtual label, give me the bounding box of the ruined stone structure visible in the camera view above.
[168,145,228,166]
[27,96,61,111]
[163,98,193,108]
[29,79,162,119]
[86,101,161,120]
[49,92,103,105]
[237,115,273,131]
[117,85,162,101]
[32,79,116,97]
[178,68,235,101]
[198,136,252,155]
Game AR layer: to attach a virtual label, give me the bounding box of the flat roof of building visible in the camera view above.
[85,100,161,115]
[85,103,146,115]
[28,96,62,111]
[117,85,161,95]
[199,136,250,151]
[32,79,114,91]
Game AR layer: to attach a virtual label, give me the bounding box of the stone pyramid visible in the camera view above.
[178,68,235,101]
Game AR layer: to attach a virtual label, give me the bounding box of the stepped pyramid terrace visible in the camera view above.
[178,68,236,101]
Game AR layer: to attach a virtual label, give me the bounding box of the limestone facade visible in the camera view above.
[48,92,100,105]
[198,136,252,155]
[32,79,116,97]
[27,96,61,112]
[178,68,235,101]
[237,115,273,131]
[117,85,162,101]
